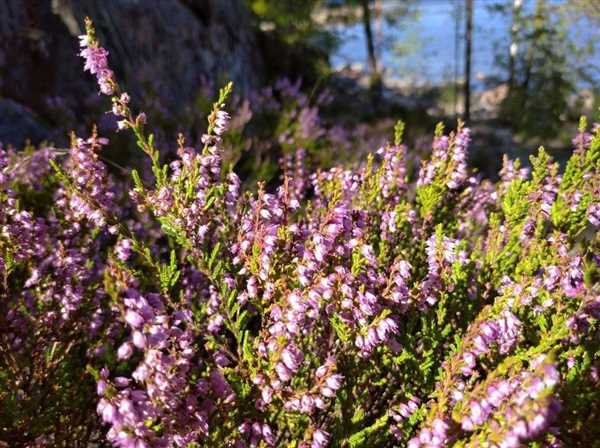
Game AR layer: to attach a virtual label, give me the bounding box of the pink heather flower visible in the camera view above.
[315,365,328,378]
[114,377,130,388]
[112,93,130,117]
[572,130,592,150]
[262,424,275,446]
[132,330,146,349]
[431,418,449,443]
[299,395,315,413]
[325,374,343,390]
[275,362,292,382]
[79,36,114,96]
[261,386,273,404]
[561,258,584,298]
[588,203,600,226]
[247,276,258,298]
[214,110,230,136]
[115,239,133,261]
[125,310,144,328]
[320,386,335,398]
[312,429,330,448]
[97,379,107,395]
[118,398,135,416]
[117,342,133,360]
[448,127,470,190]
[281,345,303,371]
[98,399,118,423]
[407,437,421,448]
[207,314,224,333]
[132,364,149,382]
[543,266,561,290]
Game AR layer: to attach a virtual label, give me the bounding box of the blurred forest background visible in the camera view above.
[1,0,599,178]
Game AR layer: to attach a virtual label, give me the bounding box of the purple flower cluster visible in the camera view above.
[56,134,115,229]
[390,395,421,440]
[461,310,522,377]
[419,233,466,309]
[280,148,309,201]
[79,33,115,96]
[387,258,412,311]
[417,125,471,195]
[460,356,560,439]
[98,288,223,447]
[447,127,470,189]
[489,357,561,448]
[2,18,600,447]
[408,418,450,448]
[588,202,600,226]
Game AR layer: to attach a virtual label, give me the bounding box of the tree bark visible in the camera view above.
[464,0,473,122]
[360,0,382,98]
[508,0,523,90]
[374,0,383,63]
[361,0,378,75]
[454,1,462,118]
[521,0,545,110]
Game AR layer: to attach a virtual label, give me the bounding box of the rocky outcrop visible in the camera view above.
[0,99,51,147]
[0,0,265,146]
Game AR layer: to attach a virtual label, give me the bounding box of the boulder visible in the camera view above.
[0,0,265,145]
[0,99,50,147]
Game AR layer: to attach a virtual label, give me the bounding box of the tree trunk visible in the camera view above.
[360,0,382,98]
[508,0,523,90]
[361,0,377,74]
[374,0,383,63]
[454,1,462,118]
[464,0,473,122]
[521,0,545,110]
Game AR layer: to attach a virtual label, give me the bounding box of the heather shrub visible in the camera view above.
[1,19,600,448]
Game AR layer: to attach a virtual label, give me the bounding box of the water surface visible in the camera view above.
[330,0,600,90]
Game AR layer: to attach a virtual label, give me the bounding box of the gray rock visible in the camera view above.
[0,98,50,147]
[0,0,265,145]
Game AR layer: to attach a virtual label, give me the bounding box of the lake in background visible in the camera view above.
[329,0,600,90]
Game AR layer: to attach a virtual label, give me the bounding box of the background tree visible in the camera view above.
[464,0,473,122]
[246,0,322,44]
[321,0,416,100]
[508,0,523,91]
[360,0,382,97]
[245,0,334,84]
[489,0,598,143]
